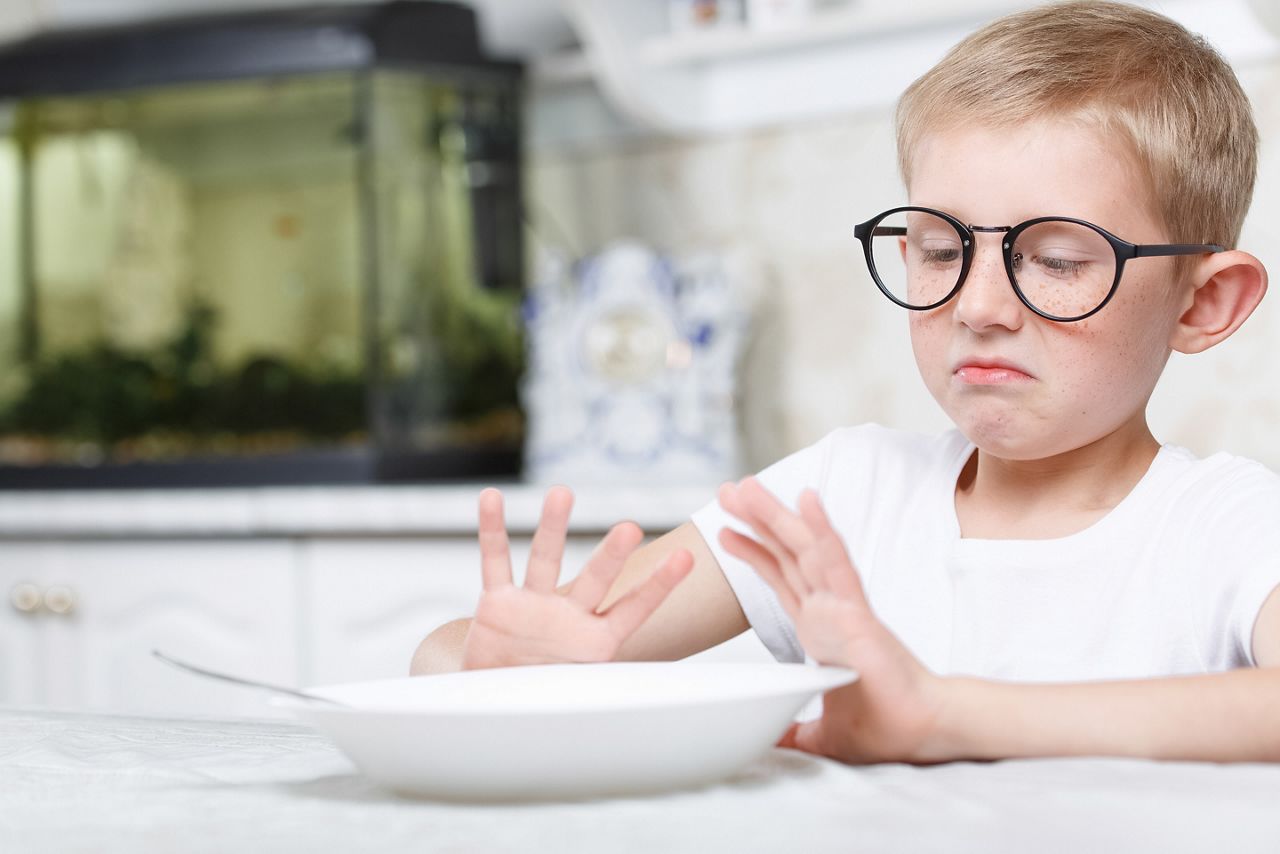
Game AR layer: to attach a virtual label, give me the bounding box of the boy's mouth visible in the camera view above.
[952,357,1035,385]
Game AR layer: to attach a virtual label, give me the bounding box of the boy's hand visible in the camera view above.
[460,486,695,669]
[718,478,950,765]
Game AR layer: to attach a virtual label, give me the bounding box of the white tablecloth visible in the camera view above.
[3,706,1278,853]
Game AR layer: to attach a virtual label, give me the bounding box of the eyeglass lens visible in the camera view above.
[868,210,1117,318]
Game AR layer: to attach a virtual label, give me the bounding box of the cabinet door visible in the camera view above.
[41,540,299,719]
[0,542,57,706]
[303,535,601,686]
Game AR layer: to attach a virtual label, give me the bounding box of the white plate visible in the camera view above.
[272,661,857,801]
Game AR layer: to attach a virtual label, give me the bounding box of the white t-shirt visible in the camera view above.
[691,423,1280,682]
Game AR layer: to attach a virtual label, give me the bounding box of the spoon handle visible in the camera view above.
[151,649,346,707]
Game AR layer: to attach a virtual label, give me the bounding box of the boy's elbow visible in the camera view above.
[409,617,471,676]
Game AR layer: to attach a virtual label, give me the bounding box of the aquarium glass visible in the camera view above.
[0,69,524,474]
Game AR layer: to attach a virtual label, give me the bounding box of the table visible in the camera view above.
[3,706,1278,853]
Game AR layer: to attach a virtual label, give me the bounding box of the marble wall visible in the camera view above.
[527,60,1280,474]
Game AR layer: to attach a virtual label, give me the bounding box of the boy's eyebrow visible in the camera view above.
[905,205,1101,229]
[910,203,968,222]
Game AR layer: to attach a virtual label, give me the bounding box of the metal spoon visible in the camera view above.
[151,649,348,707]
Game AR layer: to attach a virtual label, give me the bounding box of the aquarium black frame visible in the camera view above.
[0,1,519,97]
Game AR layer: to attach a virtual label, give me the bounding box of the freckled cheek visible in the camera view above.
[1052,314,1162,409]
[1109,265,1181,322]
[907,315,947,379]
[1104,284,1173,366]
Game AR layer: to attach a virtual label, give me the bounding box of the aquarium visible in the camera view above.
[0,2,525,487]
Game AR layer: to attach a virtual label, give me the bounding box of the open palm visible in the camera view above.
[461,486,693,669]
[718,478,950,764]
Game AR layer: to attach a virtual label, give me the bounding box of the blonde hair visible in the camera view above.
[896,0,1257,260]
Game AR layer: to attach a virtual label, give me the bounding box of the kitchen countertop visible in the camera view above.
[0,484,715,538]
[5,704,1280,854]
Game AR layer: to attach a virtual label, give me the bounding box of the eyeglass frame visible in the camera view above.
[853,205,1226,322]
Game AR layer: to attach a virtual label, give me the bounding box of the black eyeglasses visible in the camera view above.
[853,206,1225,322]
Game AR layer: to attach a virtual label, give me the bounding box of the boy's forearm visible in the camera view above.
[409,618,471,676]
[924,667,1280,764]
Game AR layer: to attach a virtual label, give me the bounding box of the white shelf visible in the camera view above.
[526,0,1280,148]
[642,14,873,68]
[533,4,985,85]
[640,5,997,68]
[528,0,1028,140]
[535,8,893,83]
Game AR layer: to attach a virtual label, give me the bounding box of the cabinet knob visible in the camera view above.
[43,585,77,616]
[9,582,42,614]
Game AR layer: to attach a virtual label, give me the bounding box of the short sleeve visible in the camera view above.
[690,431,837,663]
[1221,469,1280,667]
[1227,568,1280,667]
[1192,458,1280,669]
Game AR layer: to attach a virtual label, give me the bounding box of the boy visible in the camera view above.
[411,1,1280,765]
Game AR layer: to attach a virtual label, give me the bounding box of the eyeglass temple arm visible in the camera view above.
[1133,243,1225,258]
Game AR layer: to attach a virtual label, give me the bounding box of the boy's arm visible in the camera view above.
[928,667,1280,763]
[923,585,1280,763]
[409,522,749,675]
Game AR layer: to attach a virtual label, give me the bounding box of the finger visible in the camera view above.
[477,488,514,591]
[565,521,644,611]
[775,722,801,749]
[602,548,694,640]
[737,477,817,556]
[720,482,811,597]
[797,490,868,603]
[719,481,789,557]
[736,479,829,594]
[719,527,800,616]
[735,480,833,594]
[779,719,824,756]
[524,485,574,593]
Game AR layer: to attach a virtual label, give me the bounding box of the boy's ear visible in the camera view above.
[1169,250,1268,355]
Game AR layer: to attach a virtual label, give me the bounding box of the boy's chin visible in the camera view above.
[954,417,1138,463]
[958,430,1040,461]
[948,412,1055,461]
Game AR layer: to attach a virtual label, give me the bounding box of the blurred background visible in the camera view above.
[0,0,1276,717]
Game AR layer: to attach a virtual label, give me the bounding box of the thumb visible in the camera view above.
[775,720,822,754]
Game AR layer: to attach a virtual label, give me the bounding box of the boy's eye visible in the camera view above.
[1013,221,1112,284]
[1033,254,1089,276]
[1011,250,1093,279]
[920,247,961,264]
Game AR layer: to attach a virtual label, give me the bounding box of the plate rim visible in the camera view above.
[272,661,858,716]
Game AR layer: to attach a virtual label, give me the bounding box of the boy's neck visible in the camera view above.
[953,418,1162,540]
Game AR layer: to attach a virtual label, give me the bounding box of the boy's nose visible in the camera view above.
[950,233,1025,332]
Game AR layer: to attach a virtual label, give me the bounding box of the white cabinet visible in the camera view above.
[0,542,57,706]
[2,539,299,718]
